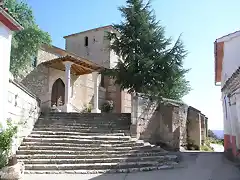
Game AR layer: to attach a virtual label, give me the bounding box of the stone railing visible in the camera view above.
[7,75,41,155]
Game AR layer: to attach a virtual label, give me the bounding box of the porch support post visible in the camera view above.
[63,61,73,112]
[91,72,101,113]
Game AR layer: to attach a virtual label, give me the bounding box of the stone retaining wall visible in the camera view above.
[7,75,40,155]
[131,96,188,150]
[131,96,208,150]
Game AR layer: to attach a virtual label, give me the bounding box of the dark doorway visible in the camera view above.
[51,78,65,106]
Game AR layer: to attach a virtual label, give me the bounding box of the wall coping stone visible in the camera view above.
[9,77,41,105]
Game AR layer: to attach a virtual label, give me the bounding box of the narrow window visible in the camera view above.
[32,56,37,67]
[84,36,88,47]
[100,75,105,88]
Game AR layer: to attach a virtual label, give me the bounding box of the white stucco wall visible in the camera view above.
[222,89,240,150]
[221,35,240,87]
[0,22,12,127]
[7,76,40,155]
[222,94,231,136]
[220,34,240,151]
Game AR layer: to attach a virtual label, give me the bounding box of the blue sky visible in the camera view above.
[26,0,240,130]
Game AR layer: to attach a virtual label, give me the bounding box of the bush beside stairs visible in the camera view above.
[16,112,180,174]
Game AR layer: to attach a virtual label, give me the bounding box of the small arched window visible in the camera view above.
[84,36,88,47]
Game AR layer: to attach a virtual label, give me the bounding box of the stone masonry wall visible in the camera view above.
[37,49,59,65]
[105,77,131,113]
[172,105,188,148]
[21,64,50,110]
[121,90,131,113]
[7,74,40,155]
[69,72,106,111]
[132,96,188,150]
[187,106,202,150]
[106,77,118,112]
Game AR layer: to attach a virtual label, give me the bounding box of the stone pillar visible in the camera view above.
[131,95,139,125]
[130,93,139,138]
[187,109,201,150]
[63,61,73,112]
[91,72,101,113]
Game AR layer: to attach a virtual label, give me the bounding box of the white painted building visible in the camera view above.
[215,31,240,158]
[0,7,23,126]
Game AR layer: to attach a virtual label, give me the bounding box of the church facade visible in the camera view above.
[21,25,132,114]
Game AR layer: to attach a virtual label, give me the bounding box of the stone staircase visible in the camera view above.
[16,112,180,174]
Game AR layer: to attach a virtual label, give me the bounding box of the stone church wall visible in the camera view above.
[21,48,130,113]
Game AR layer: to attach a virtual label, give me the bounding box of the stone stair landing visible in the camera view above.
[17,112,180,174]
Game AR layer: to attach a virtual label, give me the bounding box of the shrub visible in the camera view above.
[208,137,224,145]
[200,137,214,152]
[201,145,214,152]
[101,100,114,113]
[82,103,92,113]
[0,120,18,168]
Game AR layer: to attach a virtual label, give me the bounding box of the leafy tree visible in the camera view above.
[4,0,51,77]
[208,129,218,139]
[104,0,190,100]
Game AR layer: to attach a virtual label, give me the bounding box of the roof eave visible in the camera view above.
[63,25,116,39]
[0,7,23,31]
[216,30,240,43]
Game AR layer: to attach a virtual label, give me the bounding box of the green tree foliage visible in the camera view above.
[4,0,51,77]
[208,129,218,139]
[104,0,191,100]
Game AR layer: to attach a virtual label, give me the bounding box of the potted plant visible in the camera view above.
[101,100,114,113]
[82,103,92,113]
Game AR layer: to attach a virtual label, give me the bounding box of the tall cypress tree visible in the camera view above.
[105,0,190,100]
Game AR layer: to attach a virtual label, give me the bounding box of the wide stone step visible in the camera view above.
[34,124,129,129]
[24,161,175,171]
[18,145,153,151]
[18,155,177,164]
[20,141,144,147]
[37,118,130,123]
[37,120,130,126]
[17,152,173,160]
[28,134,131,140]
[23,164,177,174]
[33,127,130,134]
[16,148,164,155]
[23,137,134,144]
[31,131,126,136]
[41,112,130,117]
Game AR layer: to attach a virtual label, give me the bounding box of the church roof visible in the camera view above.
[41,45,103,75]
[63,25,116,38]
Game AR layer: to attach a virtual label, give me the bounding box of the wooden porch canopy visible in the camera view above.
[42,55,102,75]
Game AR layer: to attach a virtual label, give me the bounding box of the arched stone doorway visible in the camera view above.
[51,78,65,106]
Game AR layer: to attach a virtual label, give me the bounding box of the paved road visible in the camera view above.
[23,152,240,180]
